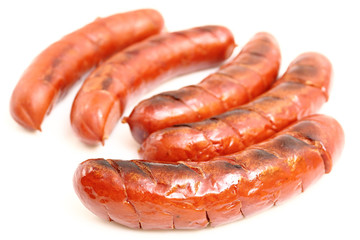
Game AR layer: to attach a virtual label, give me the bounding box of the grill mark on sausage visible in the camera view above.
[280,63,329,99]
[217,108,275,147]
[178,162,207,178]
[43,50,68,83]
[259,82,304,111]
[241,97,281,131]
[220,159,245,170]
[219,61,267,94]
[244,148,280,161]
[210,116,244,144]
[194,25,225,44]
[82,19,113,49]
[256,35,275,45]
[241,41,277,58]
[148,37,182,77]
[105,49,141,67]
[93,158,112,168]
[285,76,329,100]
[246,51,273,64]
[131,160,157,183]
[192,85,227,110]
[268,134,311,153]
[286,129,331,173]
[171,31,199,50]
[177,162,207,179]
[173,27,225,56]
[185,127,217,161]
[74,30,101,53]
[214,71,253,100]
[106,159,142,227]
[233,64,268,89]
[233,51,269,64]
[147,35,178,57]
[159,93,201,119]
[257,134,324,174]
[289,64,319,78]
[101,77,113,90]
[192,26,222,45]
[245,50,269,59]
[194,25,218,34]
[124,48,141,57]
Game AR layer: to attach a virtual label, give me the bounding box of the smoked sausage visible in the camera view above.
[70,26,235,145]
[10,9,164,131]
[125,32,281,143]
[140,52,332,162]
[73,114,344,229]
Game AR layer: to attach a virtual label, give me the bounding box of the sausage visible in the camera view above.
[125,32,281,143]
[70,26,235,145]
[140,52,332,162]
[73,114,344,229]
[10,9,164,131]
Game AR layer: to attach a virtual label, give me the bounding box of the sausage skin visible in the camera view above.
[70,26,235,145]
[125,32,281,143]
[10,9,164,131]
[73,114,344,229]
[140,52,332,162]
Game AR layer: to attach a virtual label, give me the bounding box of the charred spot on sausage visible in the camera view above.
[289,64,318,77]
[101,77,112,90]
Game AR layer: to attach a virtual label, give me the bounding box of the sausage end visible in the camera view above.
[70,90,122,145]
[10,80,58,131]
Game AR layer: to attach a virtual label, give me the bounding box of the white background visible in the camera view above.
[1,0,359,239]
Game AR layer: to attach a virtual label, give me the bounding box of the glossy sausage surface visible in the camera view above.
[10,9,164,131]
[125,32,281,143]
[140,52,332,162]
[73,114,344,229]
[70,26,235,145]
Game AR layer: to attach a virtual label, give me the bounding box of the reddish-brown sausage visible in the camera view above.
[125,32,281,143]
[73,114,344,229]
[10,9,164,131]
[140,52,332,162]
[70,26,235,145]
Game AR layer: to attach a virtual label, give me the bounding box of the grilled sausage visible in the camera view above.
[70,26,235,145]
[125,32,281,143]
[140,52,332,162]
[10,9,164,131]
[73,114,344,229]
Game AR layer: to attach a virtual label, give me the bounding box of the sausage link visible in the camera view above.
[10,9,164,131]
[126,32,280,143]
[70,25,235,145]
[140,52,332,162]
[73,114,344,229]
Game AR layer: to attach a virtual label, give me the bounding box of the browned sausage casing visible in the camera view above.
[125,32,281,143]
[70,26,235,145]
[140,52,332,162]
[73,114,344,229]
[10,9,164,131]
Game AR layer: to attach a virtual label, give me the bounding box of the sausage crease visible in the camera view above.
[125,32,281,143]
[70,25,235,145]
[10,9,164,131]
[140,52,332,162]
[73,114,344,229]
